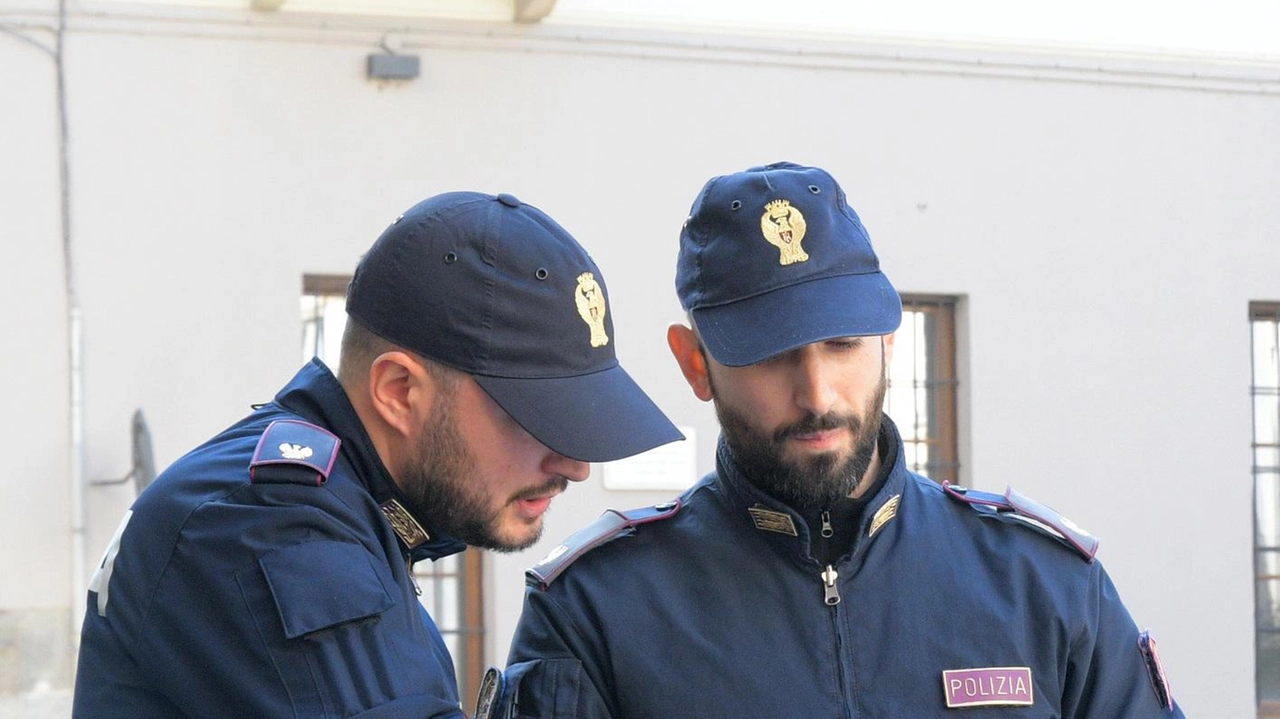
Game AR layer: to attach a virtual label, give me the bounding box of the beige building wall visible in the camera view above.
[4,1,1279,716]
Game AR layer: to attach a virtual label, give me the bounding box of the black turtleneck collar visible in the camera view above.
[803,422,899,566]
[272,359,467,562]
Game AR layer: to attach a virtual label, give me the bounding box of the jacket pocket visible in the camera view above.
[259,540,395,639]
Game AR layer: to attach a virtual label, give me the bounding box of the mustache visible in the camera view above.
[510,476,570,503]
[773,412,861,443]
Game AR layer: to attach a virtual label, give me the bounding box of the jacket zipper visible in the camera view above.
[822,565,841,605]
[819,511,841,605]
[821,508,851,719]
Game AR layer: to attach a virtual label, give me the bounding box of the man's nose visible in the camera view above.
[544,452,591,483]
[793,353,838,417]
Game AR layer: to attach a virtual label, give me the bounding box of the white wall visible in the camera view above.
[3,3,1277,716]
[1,4,78,713]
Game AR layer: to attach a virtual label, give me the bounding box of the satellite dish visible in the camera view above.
[91,408,157,495]
[130,409,156,494]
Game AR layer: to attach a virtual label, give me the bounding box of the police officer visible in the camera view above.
[72,192,682,718]
[498,163,1183,717]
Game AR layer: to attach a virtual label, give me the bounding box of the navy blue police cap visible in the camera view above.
[347,191,683,463]
[676,162,902,367]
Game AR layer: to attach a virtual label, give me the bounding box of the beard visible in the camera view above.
[397,386,558,553]
[714,373,887,514]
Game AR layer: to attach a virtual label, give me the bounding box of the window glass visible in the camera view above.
[1251,302,1280,714]
[886,296,960,485]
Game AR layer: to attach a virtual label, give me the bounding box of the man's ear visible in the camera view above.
[882,331,896,369]
[367,351,436,438]
[667,324,714,402]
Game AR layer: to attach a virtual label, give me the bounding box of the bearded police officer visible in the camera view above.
[494,163,1182,718]
[72,191,682,718]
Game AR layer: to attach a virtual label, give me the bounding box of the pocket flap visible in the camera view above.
[259,540,395,639]
[348,692,465,718]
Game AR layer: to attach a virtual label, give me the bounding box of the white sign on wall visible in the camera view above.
[601,426,697,491]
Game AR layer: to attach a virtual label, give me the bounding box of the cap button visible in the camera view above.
[496,193,520,208]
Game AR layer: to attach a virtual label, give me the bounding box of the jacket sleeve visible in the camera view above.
[498,583,616,719]
[167,535,465,718]
[1063,562,1185,718]
[75,499,466,719]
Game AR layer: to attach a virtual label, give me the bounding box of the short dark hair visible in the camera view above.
[338,318,460,391]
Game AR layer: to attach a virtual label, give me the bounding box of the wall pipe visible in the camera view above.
[56,0,87,646]
[55,0,85,647]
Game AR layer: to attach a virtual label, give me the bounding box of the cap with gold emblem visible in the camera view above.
[347,191,682,463]
[676,161,902,367]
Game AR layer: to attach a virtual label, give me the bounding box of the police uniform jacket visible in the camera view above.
[503,417,1183,718]
[73,359,469,718]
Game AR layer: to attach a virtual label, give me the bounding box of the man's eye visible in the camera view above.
[829,338,863,351]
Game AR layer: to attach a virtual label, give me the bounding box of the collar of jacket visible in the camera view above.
[712,414,911,563]
[273,359,467,562]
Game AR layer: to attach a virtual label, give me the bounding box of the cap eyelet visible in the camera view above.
[808,185,821,194]
[730,200,742,211]
[443,251,458,264]
[535,268,549,280]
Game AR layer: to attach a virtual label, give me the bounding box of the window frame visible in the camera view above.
[1251,301,1280,717]
[886,294,961,486]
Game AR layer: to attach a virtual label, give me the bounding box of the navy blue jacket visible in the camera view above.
[73,360,468,718]
[503,418,1183,718]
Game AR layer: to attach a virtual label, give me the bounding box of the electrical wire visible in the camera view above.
[0,22,55,56]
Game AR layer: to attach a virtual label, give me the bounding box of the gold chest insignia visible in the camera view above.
[760,199,809,266]
[278,443,313,460]
[380,498,430,549]
[574,272,610,348]
[868,494,901,538]
[748,506,799,536]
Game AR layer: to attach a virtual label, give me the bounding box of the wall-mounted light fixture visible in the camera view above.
[250,0,286,10]
[367,53,420,80]
[367,33,420,81]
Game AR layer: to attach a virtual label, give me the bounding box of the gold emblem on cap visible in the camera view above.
[278,443,313,461]
[574,272,609,348]
[868,494,901,538]
[761,199,809,266]
[748,506,799,536]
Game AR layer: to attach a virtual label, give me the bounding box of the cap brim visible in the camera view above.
[691,271,902,367]
[474,365,684,463]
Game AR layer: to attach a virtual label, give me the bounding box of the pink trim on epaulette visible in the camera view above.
[1138,630,1174,710]
[249,419,341,486]
[1003,487,1099,562]
[942,481,1098,563]
[942,481,1006,509]
[529,500,682,589]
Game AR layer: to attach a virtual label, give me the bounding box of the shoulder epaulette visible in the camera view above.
[250,419,341,486]
[527,500,682,589]
[942,481,1099,562]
